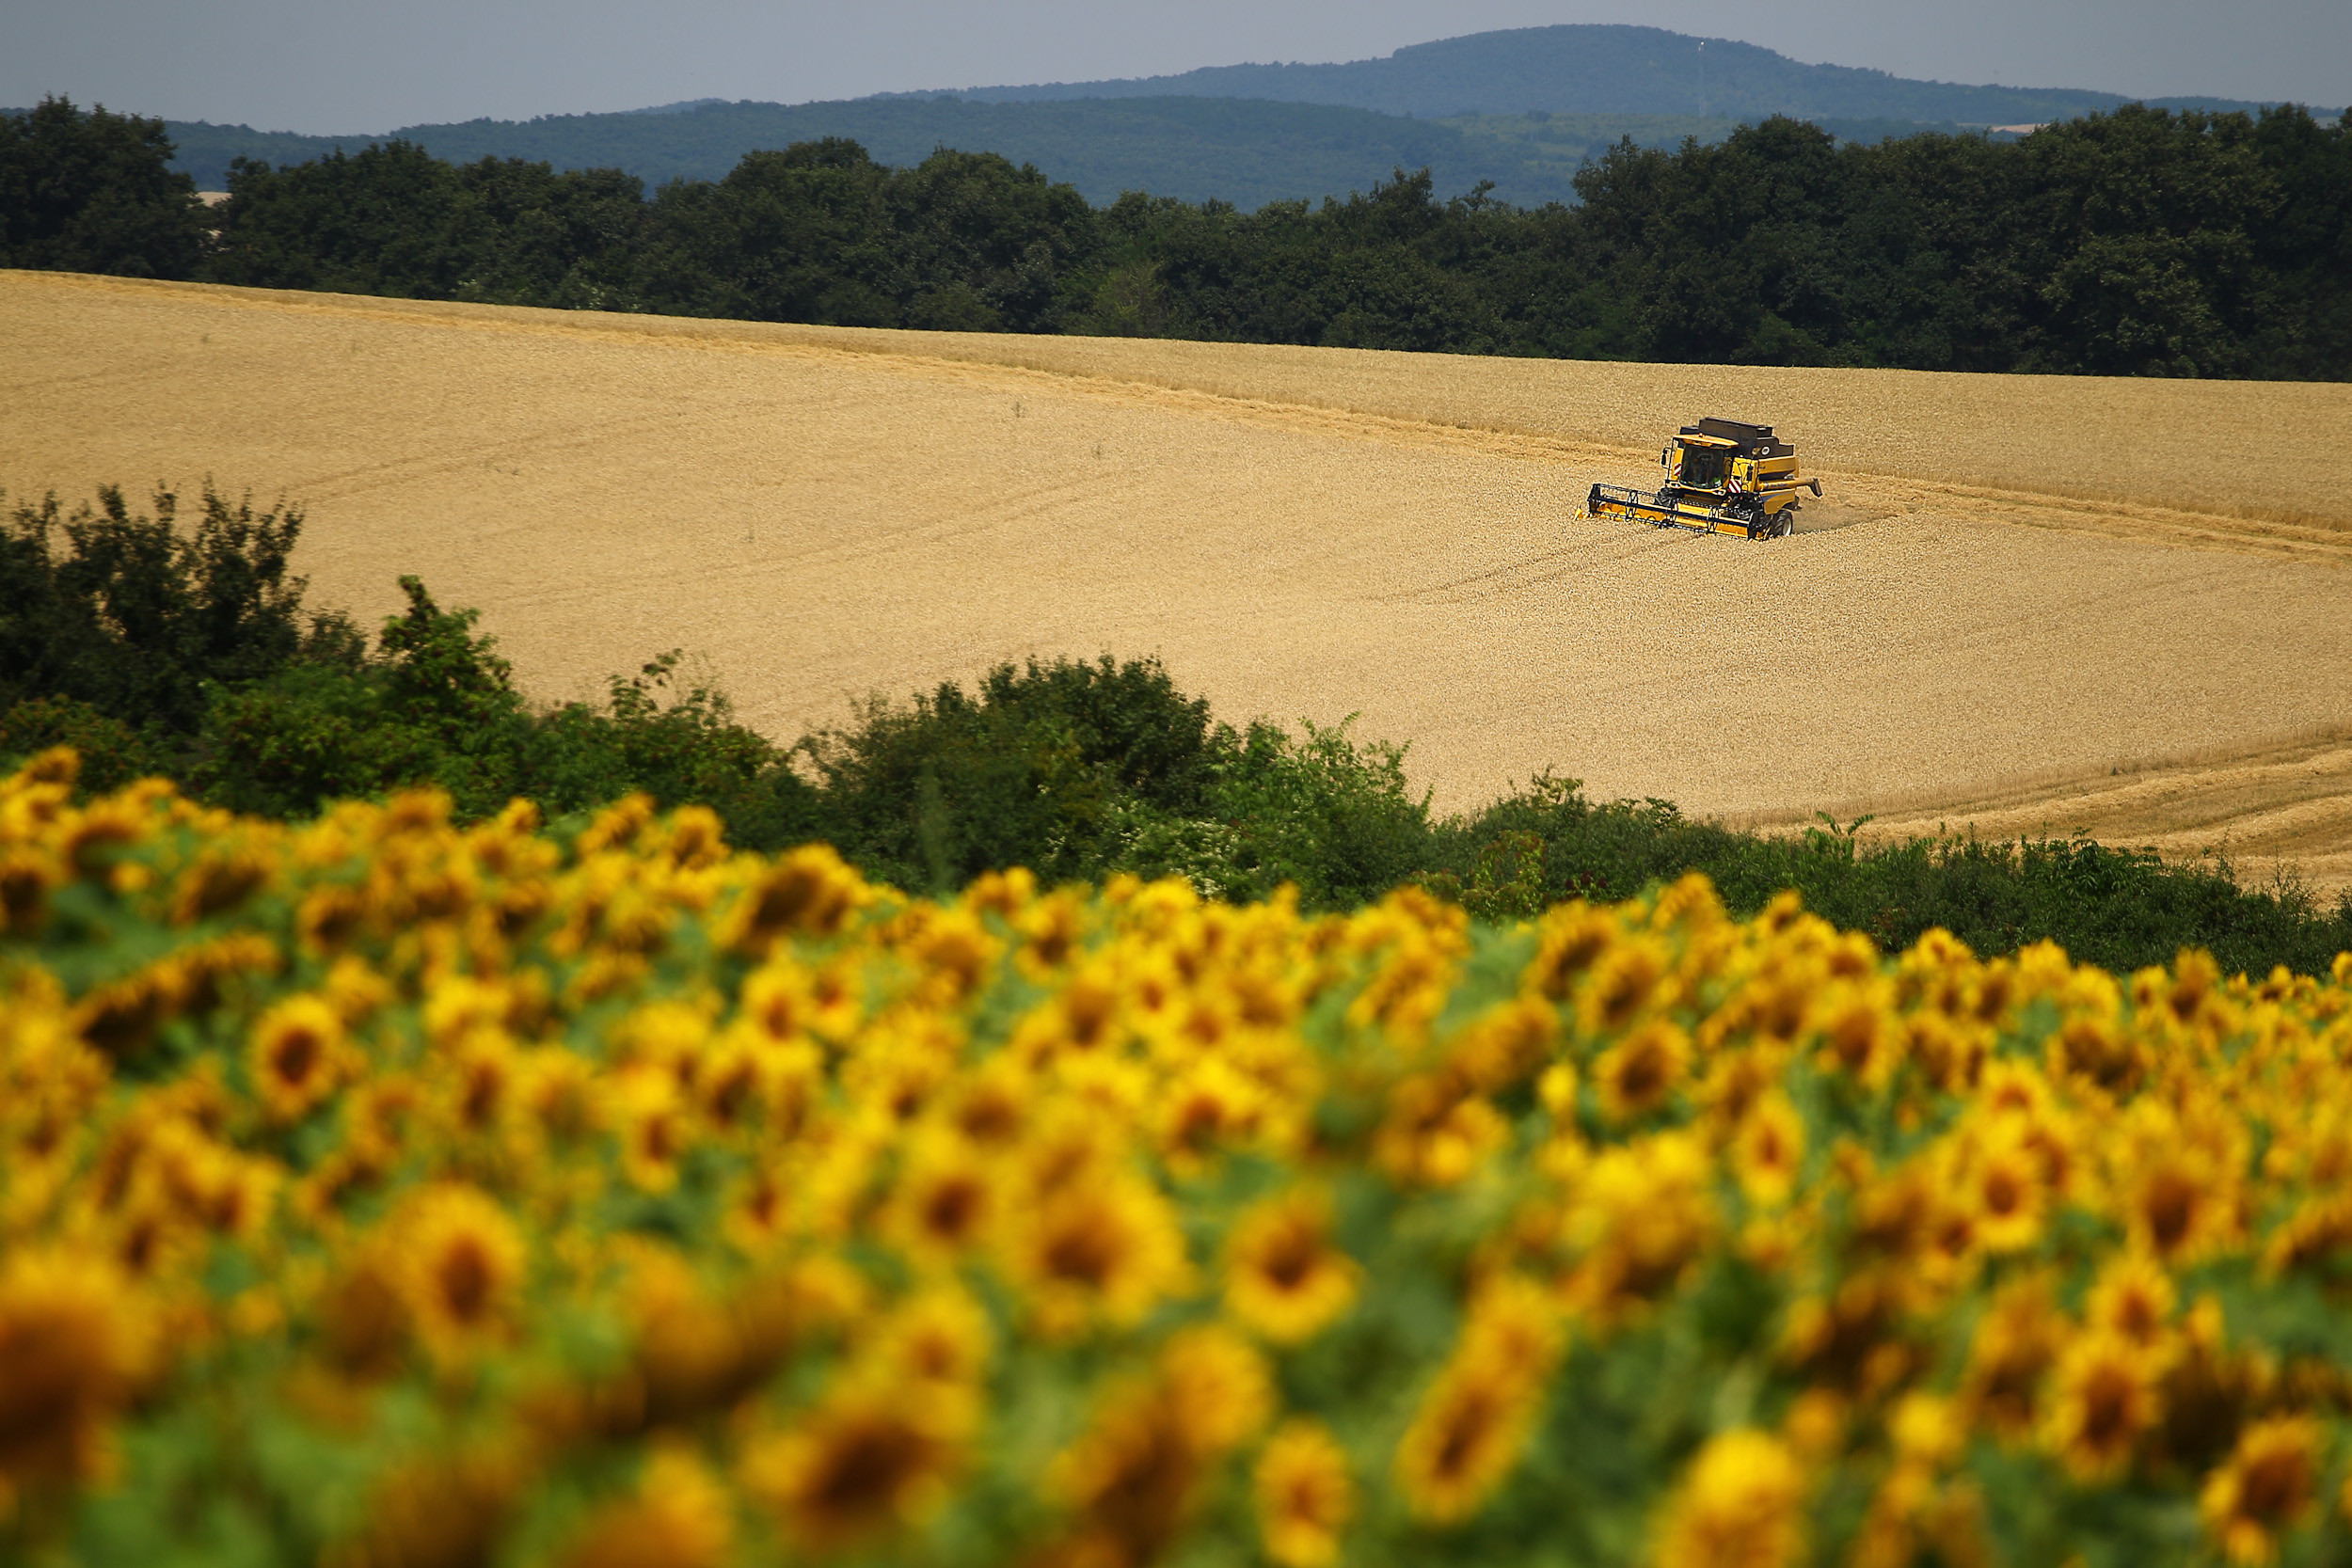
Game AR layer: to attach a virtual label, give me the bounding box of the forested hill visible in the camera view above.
[153,98,2013,210]
[921,24,2312,124]
[133,24,2339,207]
[157,98,1589,209]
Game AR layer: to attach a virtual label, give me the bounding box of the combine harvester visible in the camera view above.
[1583,418,1822,540]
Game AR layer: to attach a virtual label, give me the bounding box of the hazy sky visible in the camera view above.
[5,0,2344,133]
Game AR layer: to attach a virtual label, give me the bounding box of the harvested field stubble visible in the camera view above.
[1745,728,2352,900]
[5,270,2352,890]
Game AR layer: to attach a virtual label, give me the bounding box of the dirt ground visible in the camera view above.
[6,270,2351,896]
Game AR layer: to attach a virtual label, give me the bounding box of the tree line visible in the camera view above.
[6,94,2348,376]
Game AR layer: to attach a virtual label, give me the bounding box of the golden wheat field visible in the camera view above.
[5,270,2352,892]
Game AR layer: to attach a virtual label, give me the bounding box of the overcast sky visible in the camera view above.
[5,0,2344,133]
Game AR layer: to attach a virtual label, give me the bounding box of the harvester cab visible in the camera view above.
[1583,417,1823,540]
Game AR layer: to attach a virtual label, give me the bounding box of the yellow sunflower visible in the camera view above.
[1256,1420,1354,1568]
[391,1184,527,1363]
[1523,902,1618,1001]
[2201,1416,2322,1566]
[741,1383,973,1553]
[1373,1073,1509,1188]
[1652,1429,1807,1568]
[2042,1331,2161,1482]
[1729,1091,1806,1209]
[606,1068,691,1196]
[2085,1251,2177,1354]
[1047,1378,1203,1568]
[1578,934,1673,1037]
[721,844,867,955]
[1223,1189,1360,1344]
[1003,1173,1192,1338]
[867,1288,993,1389]
[248,994,346,1125]
[737,959,818,1044]
[1445,997,1559,1096]
[1594,1017,1691,1123]
[1158,1324,1272,1454]
[885,1131,1003,1265]
[1961,1130,2046,1255]
[1392,1355,1538,1525]
[0,1245,156,1497]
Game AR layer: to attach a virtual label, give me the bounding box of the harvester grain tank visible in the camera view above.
[1583,418,1822,540]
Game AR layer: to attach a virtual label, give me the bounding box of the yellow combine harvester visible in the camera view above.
[1583,418,1822,540]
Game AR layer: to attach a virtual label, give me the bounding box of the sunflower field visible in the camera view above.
[6,747,2352,1568]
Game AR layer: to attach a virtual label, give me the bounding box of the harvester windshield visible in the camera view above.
[1677,444,1728,488]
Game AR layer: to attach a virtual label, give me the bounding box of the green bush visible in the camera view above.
[0,482,359,736]
[1423,779,2352,981]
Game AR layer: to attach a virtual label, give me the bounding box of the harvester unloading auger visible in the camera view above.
[1582,418,1822,540]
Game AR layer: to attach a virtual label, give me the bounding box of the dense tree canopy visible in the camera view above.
[0,97,212,277]
[8,94,2350,377]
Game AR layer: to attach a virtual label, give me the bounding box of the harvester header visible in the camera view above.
[1582,417,1823,540]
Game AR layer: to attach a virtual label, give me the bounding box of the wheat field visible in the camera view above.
[7,270,2352,893]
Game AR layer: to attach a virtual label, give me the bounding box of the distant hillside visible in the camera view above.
[162,97,1597,208]
[930,24,2309,123]
[147,23,2334,212]
[160,96,2020,213]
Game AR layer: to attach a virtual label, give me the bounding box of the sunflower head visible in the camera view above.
[607,1068,690,1195]
[2201,1416,2322,1566]
[0,1245,156,1497]
[1523,903,1617,1001]
[742,1385,972,1553]
[2087,1252,2178,1352]
[393,1184,527,1363]
[868,1288,993,1389]
[1392,1354,1537,1525]
[1006,1174,1192,1338]
[1048,1382,1202,1568]
[1457,1273,1566,1380]
[1156,1057,1267,1174]
[1595,1016,1690,1123]
[1651,1429,1808,1568]
[1445,997,1558,1095]
[1256,1420,1354,1568]
[723,845,867,956]
[1223,1189,1360,1345]
[1017,893,1089,977]
[887,1130,1001,1265]
[943,1065,1030,1148]
[1579,935,1674,1037]
[0,847,56,936]
[1157,1325,1270,1454]
[2042,1330,2163,1483]
[905,908,1001,1006]
[1730,1091,1806,1208]
[336,1446,524,1568]
[1962,1130,2046,1255]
